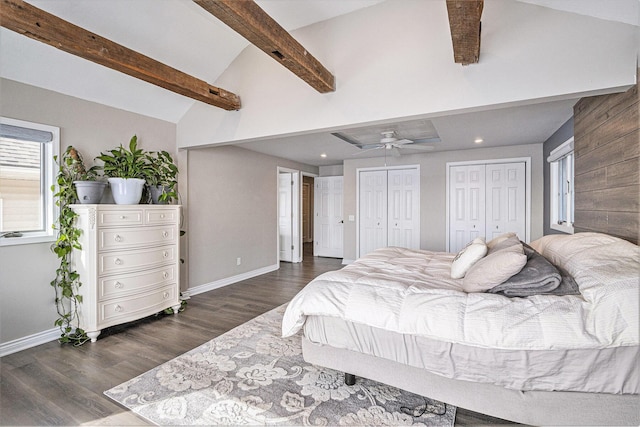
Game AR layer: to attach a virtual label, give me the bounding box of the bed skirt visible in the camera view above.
[302,337,640,426]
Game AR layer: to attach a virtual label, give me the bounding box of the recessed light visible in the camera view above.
[320,153,327,158]
[474,138,484,144]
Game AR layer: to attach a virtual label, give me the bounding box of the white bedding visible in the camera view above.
[282,233,640,351]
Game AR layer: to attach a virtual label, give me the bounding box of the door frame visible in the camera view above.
[277,167,301,263]
[356,164,420,259]
[445,157,531,252]
[301,171,318,260]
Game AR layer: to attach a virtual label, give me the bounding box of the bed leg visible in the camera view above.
[344,373,356,386]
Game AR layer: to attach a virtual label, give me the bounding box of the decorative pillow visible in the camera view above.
[450,238,487,279]
[486,232,517,250]
[462,243,527,292]
[487,235,521,255]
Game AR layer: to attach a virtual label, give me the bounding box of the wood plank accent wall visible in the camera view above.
[573,71,639,243]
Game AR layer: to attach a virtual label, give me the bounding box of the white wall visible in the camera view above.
[341,143,544,261]
[177,0,637,148]
[0,78,176,345]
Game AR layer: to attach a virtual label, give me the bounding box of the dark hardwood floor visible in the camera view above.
[1,244,516,426]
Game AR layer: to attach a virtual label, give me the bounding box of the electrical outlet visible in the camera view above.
[236,257,241,266]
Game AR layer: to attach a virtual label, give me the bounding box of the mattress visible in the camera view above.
[303,315,640,394]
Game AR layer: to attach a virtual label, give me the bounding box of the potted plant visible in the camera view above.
[145,150,179,204]
[61,146,106,204]
[51,147,93,345]
[96,135,148,204]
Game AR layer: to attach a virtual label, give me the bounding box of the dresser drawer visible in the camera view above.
[100,226,176,251]
[99,285,178,326]
[146,208,179,225]
[99,265,177,300]
[99,245,177,276]
[99,209,144,227]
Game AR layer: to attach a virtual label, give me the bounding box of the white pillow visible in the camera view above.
[450,238,487,279]
[462,243,527,292]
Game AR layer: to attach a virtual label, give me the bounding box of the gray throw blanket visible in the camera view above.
[488,244,580,298]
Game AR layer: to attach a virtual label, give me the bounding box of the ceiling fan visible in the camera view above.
[350,131,439,157]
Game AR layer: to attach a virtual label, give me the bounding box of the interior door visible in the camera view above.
[485,163,526,241]
[278,172,293,262]
[314,176,344,258]
[387,168,420,249]
[449,165,486,252]
[359,170,388,257]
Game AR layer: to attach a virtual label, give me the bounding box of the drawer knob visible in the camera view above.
[163,251,169,258]
[163,271,169,279]
[119,215,126,219]
[115,305,123,312]
[115,281,123,289]
[163,292,170,299]
[163,231,169,238]
[114,235,122,242]
[160,214,165,219]
[115,258,122,265]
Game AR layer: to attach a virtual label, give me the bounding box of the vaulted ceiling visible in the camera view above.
[1,0,638,166]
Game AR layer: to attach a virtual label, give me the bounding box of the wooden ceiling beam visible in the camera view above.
[0,0,241,110]
[194,0,335,93]
[446,0,483,65]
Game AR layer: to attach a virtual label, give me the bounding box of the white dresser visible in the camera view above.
[70,204,182,342]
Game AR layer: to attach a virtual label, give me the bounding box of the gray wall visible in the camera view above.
[342,144,544,261]
[187,145,317,287]
[0,78,176,345]
[542,117,574,236]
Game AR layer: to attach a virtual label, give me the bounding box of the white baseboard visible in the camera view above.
[188,263,280,296]
[0,327,60,357]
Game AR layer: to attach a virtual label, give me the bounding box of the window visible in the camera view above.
[0,117,59,246]
[548,137,574,234]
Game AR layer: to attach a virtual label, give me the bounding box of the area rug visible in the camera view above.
[105,304,456,426]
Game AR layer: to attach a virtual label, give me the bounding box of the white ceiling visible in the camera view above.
[1,0,638,166]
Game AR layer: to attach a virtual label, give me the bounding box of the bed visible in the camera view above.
[282,232,640,426]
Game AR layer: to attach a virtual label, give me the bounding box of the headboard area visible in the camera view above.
[573,69,639,245]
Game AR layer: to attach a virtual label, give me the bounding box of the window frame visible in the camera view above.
[548,137,574,234]
[0,117,60,247]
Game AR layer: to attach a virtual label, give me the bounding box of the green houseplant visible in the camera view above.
[51,146,93,345]
[63,146,106,204]
[96,135,148,204]
[145,150,179,204]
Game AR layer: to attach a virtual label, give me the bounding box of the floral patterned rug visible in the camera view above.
[105,304,456,426]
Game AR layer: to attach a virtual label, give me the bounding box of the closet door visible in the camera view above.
[485,163,526,241]
[359,170,388,257]
[388,168,420,249]
[449,165,486,252]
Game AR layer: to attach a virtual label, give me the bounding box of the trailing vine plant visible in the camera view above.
[50,147,96,345]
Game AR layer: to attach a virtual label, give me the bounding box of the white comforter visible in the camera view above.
[282,234,640,350]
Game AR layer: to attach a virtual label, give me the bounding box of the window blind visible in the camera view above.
[0,123,53,143]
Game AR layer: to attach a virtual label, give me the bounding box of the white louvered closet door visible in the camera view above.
[449,165,486,252]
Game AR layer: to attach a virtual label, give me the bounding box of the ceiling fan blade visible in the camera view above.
[393,138,414,145]
[398,144,435,151]
[350,145,384,156]
[411,137,441,144]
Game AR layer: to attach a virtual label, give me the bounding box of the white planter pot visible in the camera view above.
[108,178,145,205]
[74,181,107,204]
